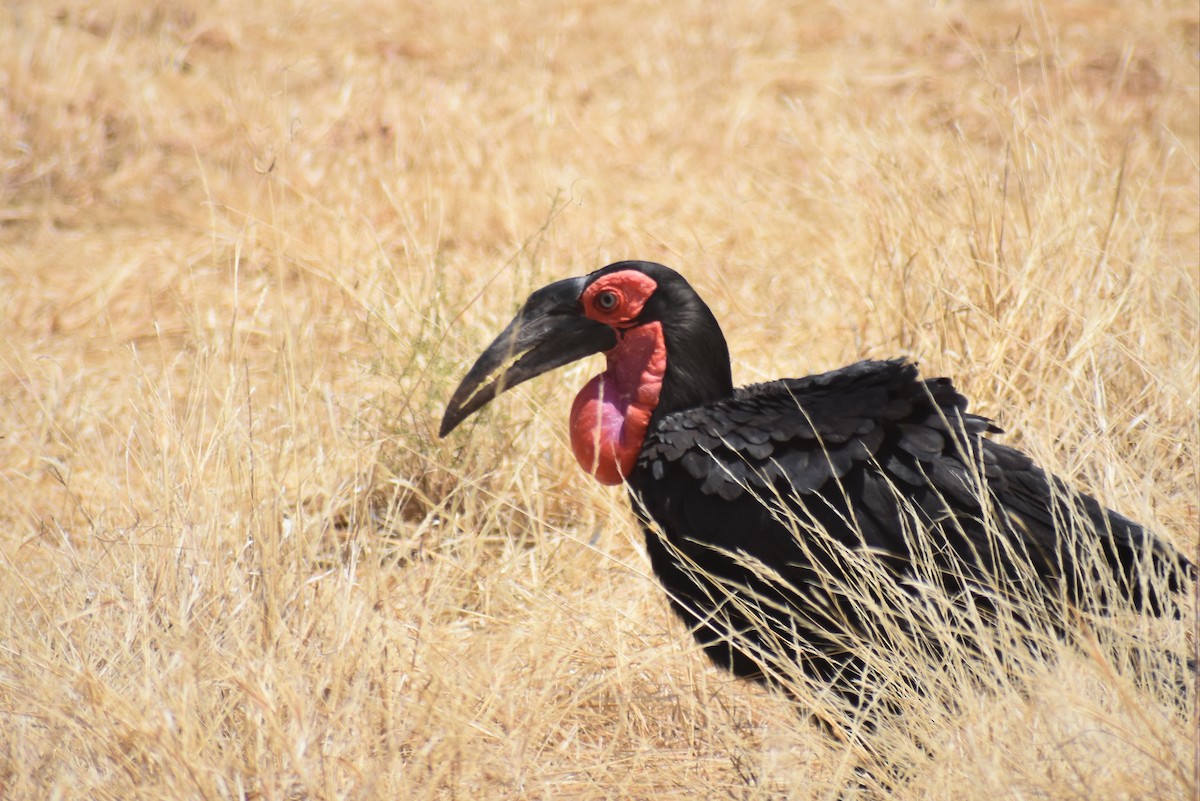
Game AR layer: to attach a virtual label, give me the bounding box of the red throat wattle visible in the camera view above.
[569,322,666,485]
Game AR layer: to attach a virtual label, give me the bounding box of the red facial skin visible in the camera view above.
[569,271,666,485]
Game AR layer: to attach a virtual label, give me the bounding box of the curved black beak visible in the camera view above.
[439,276,617,437]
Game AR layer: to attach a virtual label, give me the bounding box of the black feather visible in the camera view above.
[632,356,1194,708]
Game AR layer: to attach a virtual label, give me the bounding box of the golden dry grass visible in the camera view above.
[1,0,1197,798]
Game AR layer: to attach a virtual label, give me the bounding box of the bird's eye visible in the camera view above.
[595,290,619,311]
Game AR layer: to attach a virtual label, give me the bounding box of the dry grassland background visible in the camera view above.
[1,0,1198,798]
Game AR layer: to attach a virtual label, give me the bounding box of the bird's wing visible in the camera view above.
[638,359,1191,612]
[641,358,996,502]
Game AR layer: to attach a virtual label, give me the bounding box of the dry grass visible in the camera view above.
[1,0,1197,798]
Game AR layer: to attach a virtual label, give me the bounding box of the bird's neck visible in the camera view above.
[652,302,734,418]
[569,322,667,485]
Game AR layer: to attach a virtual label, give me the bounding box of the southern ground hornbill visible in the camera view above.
[439,260,1194,723]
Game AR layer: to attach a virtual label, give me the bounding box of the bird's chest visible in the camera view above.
[626,461,789,575]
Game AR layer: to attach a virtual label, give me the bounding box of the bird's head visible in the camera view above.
[440,261,732,484]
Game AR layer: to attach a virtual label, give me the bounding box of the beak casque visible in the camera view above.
[439,276,617,436]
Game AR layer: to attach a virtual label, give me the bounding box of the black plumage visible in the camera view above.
[440,260,1194,722]
[631,357,1190,706]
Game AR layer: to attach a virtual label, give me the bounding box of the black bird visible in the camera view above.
[440,261,1193,721]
